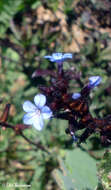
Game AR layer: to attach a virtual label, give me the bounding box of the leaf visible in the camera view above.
[99,48,111,61]
[0,0,23,36]
[53,162,76,190]
[97,150,111,190]
[55,148,98,190]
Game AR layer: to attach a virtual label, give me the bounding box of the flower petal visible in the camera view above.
[63,53,72,59]
[23,101,36,112]
[23,112,36,125]
[49,53,63,62]
[72,92,81,100]
[44,53,63,62]
[34,94,46,109]
[52,53,62,59]
[41,106,53,119]
[44,55,51,59]
[89,76,102,88]
[44,53,72,62]
[31,115,44,131]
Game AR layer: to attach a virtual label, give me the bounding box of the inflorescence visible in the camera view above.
[0,53,111,147]
[23,53,111,146]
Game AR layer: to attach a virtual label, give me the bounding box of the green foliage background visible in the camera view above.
[0,0,111,189]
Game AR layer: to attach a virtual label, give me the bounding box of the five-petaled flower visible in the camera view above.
[23,94,53,131]
[88,76,102,89]
[44,53,72,63]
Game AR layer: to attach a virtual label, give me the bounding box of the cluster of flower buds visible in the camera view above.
[24,52,111,146]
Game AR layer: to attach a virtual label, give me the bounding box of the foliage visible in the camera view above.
[97,150,111,190]
[0,0,111,190]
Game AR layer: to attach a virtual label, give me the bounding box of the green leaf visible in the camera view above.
[99,48,111,61]
[56,148,98,190]
[97,150,111,190]
[0,0,23,36]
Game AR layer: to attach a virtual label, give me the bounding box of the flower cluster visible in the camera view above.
[22,53,111,146]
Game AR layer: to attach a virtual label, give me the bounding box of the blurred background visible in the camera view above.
[0,0,111,189]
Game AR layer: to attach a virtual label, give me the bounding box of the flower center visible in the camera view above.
[36,109,41,116]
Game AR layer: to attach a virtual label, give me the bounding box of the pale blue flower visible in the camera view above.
[44,53,72,63]
[22,94,53,131]
[72,92,81,100]
[88,76,102,88]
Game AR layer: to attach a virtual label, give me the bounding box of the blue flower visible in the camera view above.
[44,53,72,63]
[72,92,81,100]
[88,76,102,88]
[22,94,53,131]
